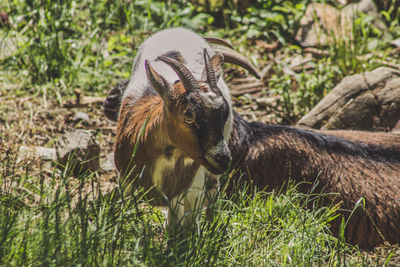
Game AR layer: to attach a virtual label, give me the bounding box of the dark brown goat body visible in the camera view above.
[229,112,400,248]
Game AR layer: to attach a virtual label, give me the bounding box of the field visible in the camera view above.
[1,0,400,266]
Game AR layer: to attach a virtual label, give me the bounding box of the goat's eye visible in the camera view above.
[184,118,195,125]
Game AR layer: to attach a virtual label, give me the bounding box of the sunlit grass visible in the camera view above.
[0,153,370,266]
[0,143,388,266]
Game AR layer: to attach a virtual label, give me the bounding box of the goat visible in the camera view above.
[109,28,400,247]
[228,112,400,248]
[112,28,260,228]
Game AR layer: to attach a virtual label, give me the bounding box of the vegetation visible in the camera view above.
[0,151,368,266]
[1,0,399,265]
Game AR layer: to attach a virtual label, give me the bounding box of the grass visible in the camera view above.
[1,0,400,265]
[0,0,214,97]
[0,146,393,266]
[0,152,370,266]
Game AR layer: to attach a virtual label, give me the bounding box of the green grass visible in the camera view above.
[0,149,384,266]
[0,154,370,266]
[0,0,213,101]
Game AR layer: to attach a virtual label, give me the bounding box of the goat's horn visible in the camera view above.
[203,49,218,92]
[158,55,200,93]
[210,44,261,79]
[204,36,234,49]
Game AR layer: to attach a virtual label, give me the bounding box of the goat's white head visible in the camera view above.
[145,49,231,174]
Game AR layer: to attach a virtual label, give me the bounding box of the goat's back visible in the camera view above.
[320,130,400,152]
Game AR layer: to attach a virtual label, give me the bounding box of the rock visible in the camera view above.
[255,97,278,108]
[35,146,57,161]
[392,120,400,133]
[377,78,400,128]
[73,111,90,123]
[1,37,17,60]
[391,38,400,48]
[343,0,378,16]
[342,0,386,30]
[56,130,100,176]
[0,11,8,27]
[295,0,384,47]
[101,152,115,171]
[295,3,351,47]
[17,146,57,164]
[297,67,400,131]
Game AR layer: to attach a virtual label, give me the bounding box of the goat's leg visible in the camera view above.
[165,167,209,231]
[165,195,185,232]
[181,167,207,226]
[165,190,204,232]
[181,169,220,224]
[203,172,220,221]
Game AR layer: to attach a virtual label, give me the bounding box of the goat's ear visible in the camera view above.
[145,60,172,103]
[210,52,224,81]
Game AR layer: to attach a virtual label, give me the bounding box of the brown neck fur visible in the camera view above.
[116,94,164,145]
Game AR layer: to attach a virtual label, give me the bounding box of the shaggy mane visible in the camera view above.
[117,95,164,145]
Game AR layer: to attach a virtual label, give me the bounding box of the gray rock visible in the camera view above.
[56,130,100,176]
[377,78,400,128]
[391,38,400,48]
[295,3,351,47]
[255,97,278,108]
[343,0,387,32]
[295,0,385,47]
[342,0,378,16]
[17,146,57,164]
[0,36,28,61]
[101,152,115,171]
[297,67,400,131]
[73,111,90,123]
[35,146,57,161]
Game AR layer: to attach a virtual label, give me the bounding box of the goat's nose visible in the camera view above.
[216,150,231,169]
[207,141,231,168]
[219,146,232,163]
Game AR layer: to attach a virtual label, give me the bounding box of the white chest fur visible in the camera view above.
[152,156,176,190]
[152,153,199,190]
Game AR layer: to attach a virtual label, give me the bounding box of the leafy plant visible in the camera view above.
[229,0,307,43]
[328,12,385,75]
[268,57,341,123]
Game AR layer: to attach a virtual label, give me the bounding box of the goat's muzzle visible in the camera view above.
[204,141,231,174]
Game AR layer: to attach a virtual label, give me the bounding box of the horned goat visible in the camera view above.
[108,28,400,248]
[111,28,260,228]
